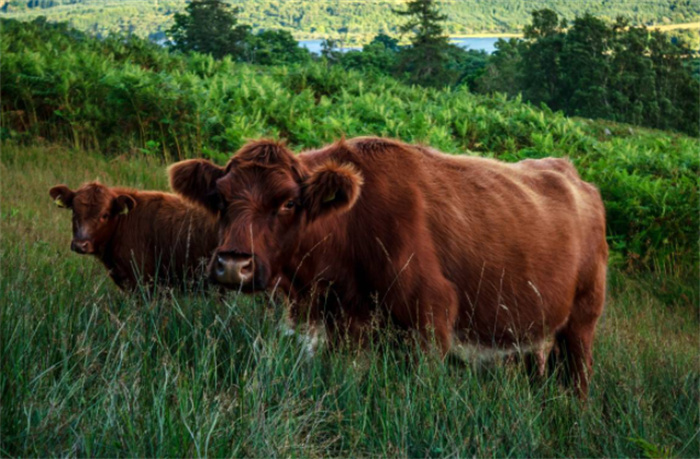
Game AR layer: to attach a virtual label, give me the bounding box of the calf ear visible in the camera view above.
[113,195,136,216]
[49,185,75,209]
[168,159,225,212]
[302,161,363,222]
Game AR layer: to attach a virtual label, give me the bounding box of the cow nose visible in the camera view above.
[71,239,91,254]
[214,254,255,286]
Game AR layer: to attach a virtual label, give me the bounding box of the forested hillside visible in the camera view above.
[2,0,699,41]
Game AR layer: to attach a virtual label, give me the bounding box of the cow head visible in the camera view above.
[169,140,363,291]
[49,182,135,255]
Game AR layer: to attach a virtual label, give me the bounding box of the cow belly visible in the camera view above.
[449,336,554,365]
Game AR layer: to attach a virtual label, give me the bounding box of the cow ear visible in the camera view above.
[113,195,136,216]
[302,161,363,222]
[168,159,226,213]
[49,185,74,209]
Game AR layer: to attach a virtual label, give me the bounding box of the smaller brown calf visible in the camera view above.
[49,182,218,290]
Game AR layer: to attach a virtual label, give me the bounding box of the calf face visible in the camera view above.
[49,183,135,255]
[169,141,363,290]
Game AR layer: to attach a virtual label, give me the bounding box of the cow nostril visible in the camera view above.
[239,259,253,275]
[215,255,227,276]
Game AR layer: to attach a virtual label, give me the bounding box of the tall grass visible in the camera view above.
[1,144,697,457]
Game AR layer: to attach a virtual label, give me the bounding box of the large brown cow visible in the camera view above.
[169,137,608,396]
[49,182,218,290]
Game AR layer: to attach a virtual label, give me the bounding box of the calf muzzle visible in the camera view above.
[71,239,93,254]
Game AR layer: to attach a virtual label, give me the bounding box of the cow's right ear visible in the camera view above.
[49,185,75,209]
[168,159,226,212]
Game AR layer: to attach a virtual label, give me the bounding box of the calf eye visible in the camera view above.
[101,213,110,221]
[284,200,295,209]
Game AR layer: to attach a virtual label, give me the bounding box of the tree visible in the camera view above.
[520,9,566,108]
[167,0,249,59]
[367,33,400,53]
[320,38,342,64]
[523,9,562,40]
[558,14,612,117]
[473,38,523,96]
[448,47,489,89]
[244,30,311,65]
[393,0,455,87]
[339,34,400,75]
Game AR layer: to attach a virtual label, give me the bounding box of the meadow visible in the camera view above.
[1,142,698,457]
[2,18,699,457]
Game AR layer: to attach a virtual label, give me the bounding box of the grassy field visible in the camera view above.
[1,142,697,457]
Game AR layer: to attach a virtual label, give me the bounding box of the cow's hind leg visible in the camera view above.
[524,338,554,378]
[558,267,606,399]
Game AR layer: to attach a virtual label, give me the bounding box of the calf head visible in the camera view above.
[169,140,363,291]
[49,182,135,255]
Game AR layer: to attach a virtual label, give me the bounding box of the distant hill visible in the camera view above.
[2,0,699,42]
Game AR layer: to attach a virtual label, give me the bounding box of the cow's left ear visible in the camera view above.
[113,195,136,216]
[302,161,363,222]
[49,185,75,209]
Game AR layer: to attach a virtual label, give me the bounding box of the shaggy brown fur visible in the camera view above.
[169,137,608,397]
[49,182,218,290]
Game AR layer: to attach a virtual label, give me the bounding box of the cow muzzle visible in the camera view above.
[71,239,94,254]
[210,252,264,289]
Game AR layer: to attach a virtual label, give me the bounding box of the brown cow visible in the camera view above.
[49,182,218,290]
[169,137,608,397]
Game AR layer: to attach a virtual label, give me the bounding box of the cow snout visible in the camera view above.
[71,239,93,254]
[212,253,256,287]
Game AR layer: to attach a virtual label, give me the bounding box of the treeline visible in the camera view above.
[167,1,312,64]
[3,0,699,41]
[334,11,699,136]
[341,11,700,136]
[167,2,698,136]
[162,1,489,89]
[475,11,700,136]
[2,17,698,273]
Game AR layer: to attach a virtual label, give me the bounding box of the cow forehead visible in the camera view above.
[72,185,113,214]
[218,165,300,200]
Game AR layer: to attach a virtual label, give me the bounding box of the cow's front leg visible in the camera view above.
[417,279,459,356]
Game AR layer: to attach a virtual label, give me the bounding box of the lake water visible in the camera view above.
[299,37,503,55]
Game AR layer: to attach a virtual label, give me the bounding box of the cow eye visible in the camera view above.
[282,200,295,211]
[101,213,110,220]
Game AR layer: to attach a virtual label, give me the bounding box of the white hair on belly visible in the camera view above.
[449,338,554,375]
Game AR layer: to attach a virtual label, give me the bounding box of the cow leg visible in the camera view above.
[557,323,595,398]
[524,340,552,378]
[558,266,606,399]
[417,279,459,357]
